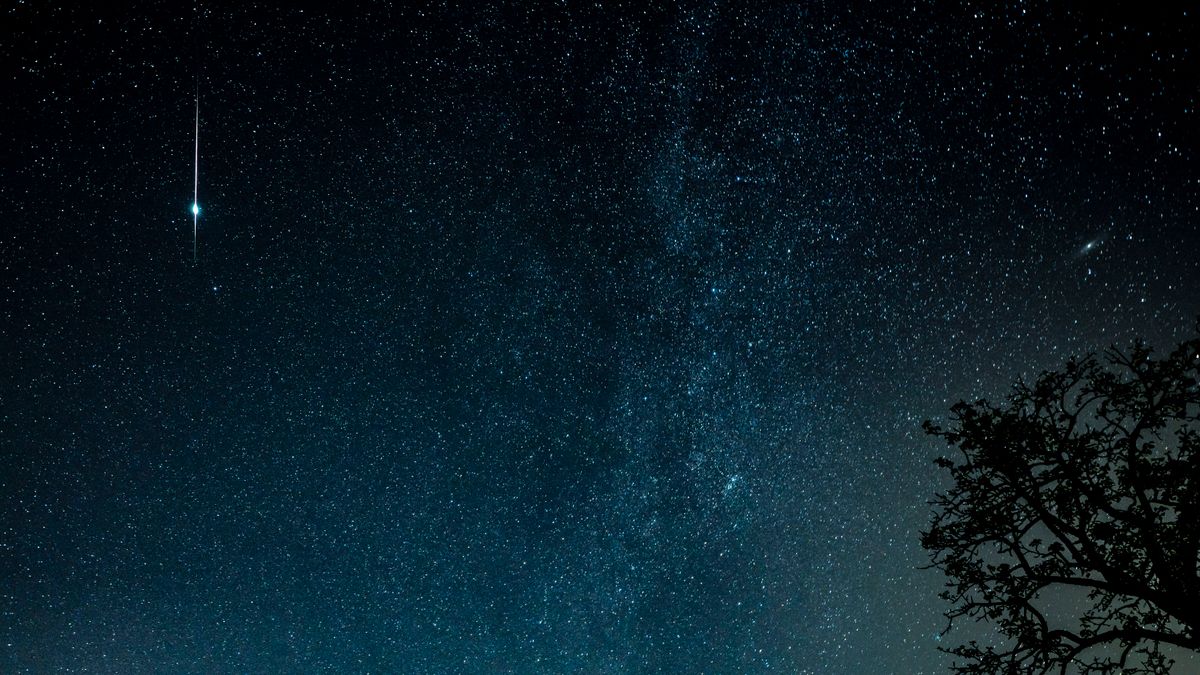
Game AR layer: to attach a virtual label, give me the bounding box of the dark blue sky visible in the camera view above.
[3,2,1198,672]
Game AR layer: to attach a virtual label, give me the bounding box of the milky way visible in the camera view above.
[2,3,1197,672]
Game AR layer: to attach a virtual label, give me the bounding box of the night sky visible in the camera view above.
[3,2,1199,672]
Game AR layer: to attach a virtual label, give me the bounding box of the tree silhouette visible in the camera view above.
[922,330,1200,674]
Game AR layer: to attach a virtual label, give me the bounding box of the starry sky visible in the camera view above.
[2,2,1198,673]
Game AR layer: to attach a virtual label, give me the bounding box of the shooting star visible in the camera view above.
[192,86,200,262]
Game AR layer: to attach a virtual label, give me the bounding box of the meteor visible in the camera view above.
[192,86,200,262]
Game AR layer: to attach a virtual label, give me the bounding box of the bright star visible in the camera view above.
[192,203,200,216]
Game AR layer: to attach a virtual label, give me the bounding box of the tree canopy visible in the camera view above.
[922,330,1200,674]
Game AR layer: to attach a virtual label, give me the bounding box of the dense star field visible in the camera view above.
[2,2,1198,672]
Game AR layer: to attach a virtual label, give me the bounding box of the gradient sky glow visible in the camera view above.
[3,3,1198,673]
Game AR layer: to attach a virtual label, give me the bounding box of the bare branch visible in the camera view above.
[921,330,1200,674]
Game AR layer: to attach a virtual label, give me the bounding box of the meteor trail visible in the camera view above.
[192,86,199,262]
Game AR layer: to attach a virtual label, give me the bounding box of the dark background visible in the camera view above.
[2,1,1197,672]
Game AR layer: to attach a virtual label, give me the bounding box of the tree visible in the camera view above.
[922,330,1200,674]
